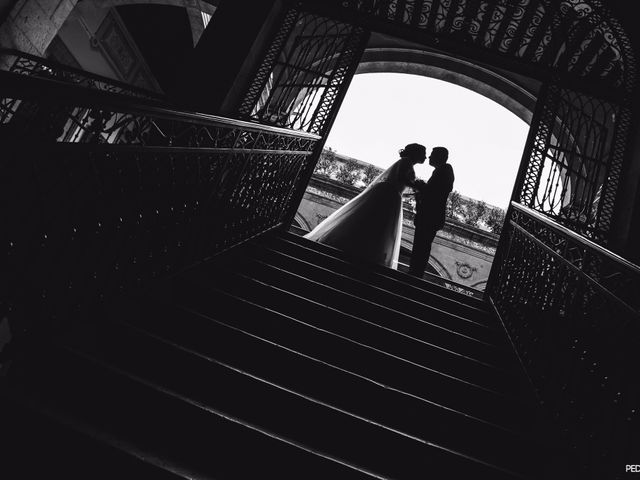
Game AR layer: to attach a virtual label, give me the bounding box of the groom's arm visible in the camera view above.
[413,178,428,192]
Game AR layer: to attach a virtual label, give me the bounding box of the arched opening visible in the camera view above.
[239,0,636,249]
[357,44,539,124]
[298,69,527,290]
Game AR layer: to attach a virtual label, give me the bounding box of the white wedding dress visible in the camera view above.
[304,157,415,269]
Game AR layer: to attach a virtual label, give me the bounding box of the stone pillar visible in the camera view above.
[175,0,285,115]
[0,0,77,66]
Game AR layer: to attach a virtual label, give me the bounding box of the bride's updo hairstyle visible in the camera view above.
[399,143,426,159]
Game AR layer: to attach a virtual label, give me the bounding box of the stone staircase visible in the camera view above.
[1,231,562,479]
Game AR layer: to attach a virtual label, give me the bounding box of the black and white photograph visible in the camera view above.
[1,0,639,478]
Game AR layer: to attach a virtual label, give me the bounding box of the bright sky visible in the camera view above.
[324,73,530,209]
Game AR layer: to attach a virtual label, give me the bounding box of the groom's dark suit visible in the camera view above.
[409,163,454,277]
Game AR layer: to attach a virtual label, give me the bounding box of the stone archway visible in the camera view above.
[293,212,312,231]
[357,46,538,124]
[427,256,452,280]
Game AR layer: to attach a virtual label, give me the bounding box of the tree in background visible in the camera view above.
[335,157,362,186]
[446,191,464,220]
[362,163,382,186]
[445,191,505,234]
[485,207,506,234]
[313,147,338,177]
[466,200,488,228]
[314,148,373,187]
[311,149,507,234]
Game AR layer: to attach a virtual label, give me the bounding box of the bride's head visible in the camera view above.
[399,143,427,164]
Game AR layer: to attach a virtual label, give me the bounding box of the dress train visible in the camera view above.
[304,158,413,269]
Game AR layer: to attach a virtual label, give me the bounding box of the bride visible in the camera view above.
[304,143,426,269]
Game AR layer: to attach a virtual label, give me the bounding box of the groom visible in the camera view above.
[409,147,454,277]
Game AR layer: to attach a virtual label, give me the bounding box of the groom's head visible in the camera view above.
[429,147,449,167]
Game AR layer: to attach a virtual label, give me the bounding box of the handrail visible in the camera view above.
[0,48,164,99]
[509,218,639,319]
[0,70,321,141]
[511,201,640,277]
[491,200,640,474]
[2,69,321,353]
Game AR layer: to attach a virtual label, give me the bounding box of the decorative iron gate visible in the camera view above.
[514,82,631,243]
[238,8,369,137]
[236,5,369,225]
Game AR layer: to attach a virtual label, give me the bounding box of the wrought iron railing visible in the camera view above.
[333,0,634,94]
[0,48,164,100]
[489,201,639,478]
[1,71,319,351]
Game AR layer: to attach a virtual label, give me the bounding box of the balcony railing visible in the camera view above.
[489,202,640,477]
[1,70,320,346]
[0,48,164,100]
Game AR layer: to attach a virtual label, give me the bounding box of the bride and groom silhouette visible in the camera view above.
[304,143,454,277]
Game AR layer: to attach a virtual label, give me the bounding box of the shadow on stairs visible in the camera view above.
[1,231,575,479]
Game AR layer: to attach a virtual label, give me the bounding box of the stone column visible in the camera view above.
[0,0,77,67]
[174,0,285,115]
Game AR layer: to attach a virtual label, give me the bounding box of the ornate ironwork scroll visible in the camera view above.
[515,83,630,243]
[489,204,640,478]
[1,71,318,352]
[238,8,369,136]
[0,48,164,100]
[334,0,636,94]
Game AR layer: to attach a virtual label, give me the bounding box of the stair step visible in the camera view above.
[122,297,540,477]
[9,344,379,479]
[241,241,503,345]
[75,319,525,480]
[2,223,550,478]
[195,260,510,374]
[272,232,490,315]
[0,392,186,480]
[176,273,525,429]
[225,260,515,391]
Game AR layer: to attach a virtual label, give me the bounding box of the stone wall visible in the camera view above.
[0,0,77,63]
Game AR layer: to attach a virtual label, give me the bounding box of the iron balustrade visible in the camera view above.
[509,202,640,311]
[333,0,635,95]
[1,70,319,351]
[0,48,165,100]
[489,201,640,478]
